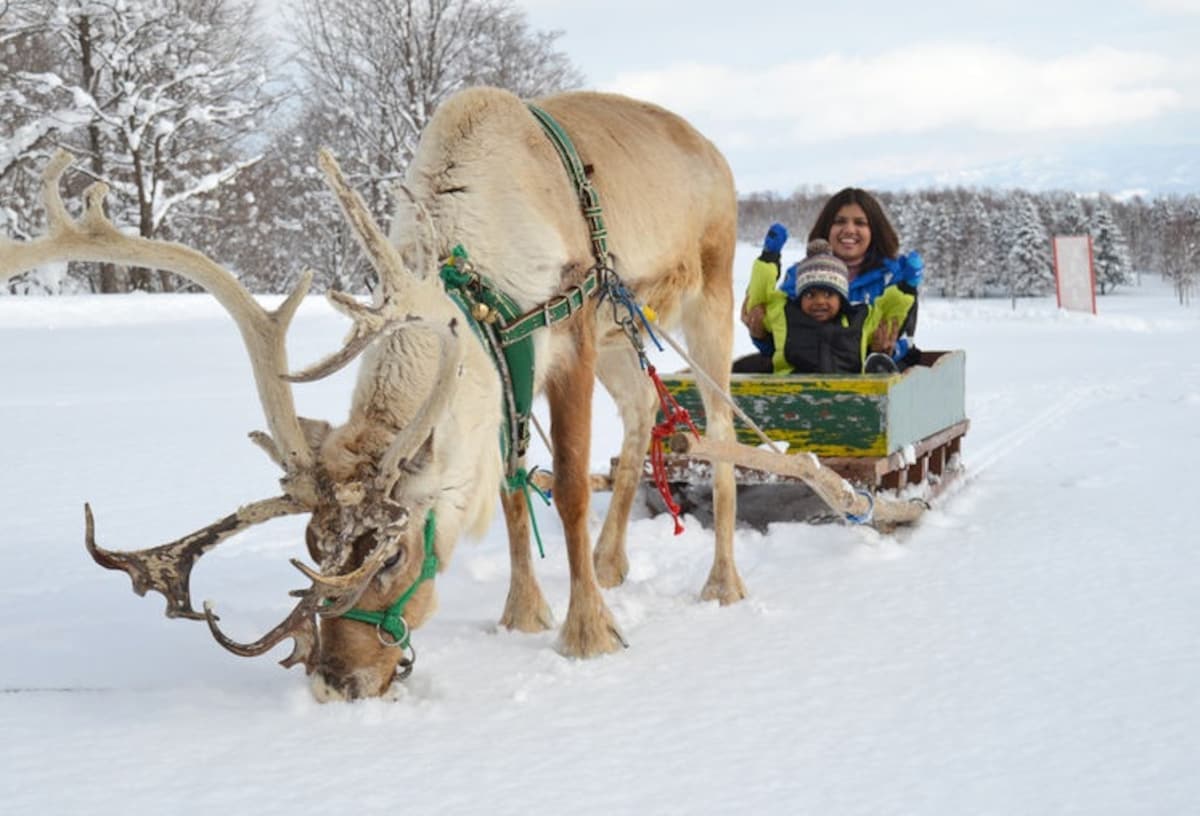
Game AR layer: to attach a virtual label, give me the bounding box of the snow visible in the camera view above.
[2,244,1199,813]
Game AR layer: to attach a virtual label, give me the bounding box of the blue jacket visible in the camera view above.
[848,251,925,305]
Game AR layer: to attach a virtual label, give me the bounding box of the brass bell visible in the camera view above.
[471,302,491,321]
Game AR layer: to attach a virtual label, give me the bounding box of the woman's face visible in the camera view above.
[827,203,871,266]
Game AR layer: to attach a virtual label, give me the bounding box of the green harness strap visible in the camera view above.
[526,103,611,264]
[436,104,613,467]
[440,246,535,470]
[434,105,615,555]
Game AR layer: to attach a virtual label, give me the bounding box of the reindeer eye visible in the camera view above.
[381,549,404,571]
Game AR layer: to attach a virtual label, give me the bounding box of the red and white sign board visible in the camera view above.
[1052,235,1096,314]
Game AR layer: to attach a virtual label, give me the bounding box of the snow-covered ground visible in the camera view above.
[2,247,1198,814]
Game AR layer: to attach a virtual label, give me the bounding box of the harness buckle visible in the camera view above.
[540,285,585,329]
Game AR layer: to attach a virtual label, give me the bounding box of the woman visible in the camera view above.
[735,188,921,373]
[808,187,921,349]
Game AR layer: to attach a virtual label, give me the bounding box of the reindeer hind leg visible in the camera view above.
[593,342,658,588]
[685,242,746,605]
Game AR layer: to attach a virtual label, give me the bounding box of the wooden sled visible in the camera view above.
[629,350,969,528]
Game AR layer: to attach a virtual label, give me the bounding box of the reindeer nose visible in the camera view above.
[312,668,367,702]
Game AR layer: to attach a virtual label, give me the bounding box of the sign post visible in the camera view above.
[1052,235,1096,315]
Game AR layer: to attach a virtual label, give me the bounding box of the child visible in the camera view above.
[776,239,915,374]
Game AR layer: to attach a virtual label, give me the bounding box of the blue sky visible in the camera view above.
[516,0,1200,195]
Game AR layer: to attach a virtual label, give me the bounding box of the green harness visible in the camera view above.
[438,103,613,485]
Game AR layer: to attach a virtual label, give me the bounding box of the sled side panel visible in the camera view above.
[886,351,967,455]
[664,374,890,457]
[661,350,967,458]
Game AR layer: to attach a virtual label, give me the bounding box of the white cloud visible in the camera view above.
[606,45,1184,145]
[1141,0,1200,12]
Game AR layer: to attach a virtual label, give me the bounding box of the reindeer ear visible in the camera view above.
[390,431,438,503]
[390,184,437,281]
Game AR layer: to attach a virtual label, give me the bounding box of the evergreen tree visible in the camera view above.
[957,193,994,297]
[1047,190,1089,237]
[922,190,956,296]
[1089,197,1133,295]
[1003,193,1054,296]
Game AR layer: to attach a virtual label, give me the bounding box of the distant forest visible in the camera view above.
[740,188,1199,304]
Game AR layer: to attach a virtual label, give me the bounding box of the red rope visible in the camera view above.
[646,365,700,535]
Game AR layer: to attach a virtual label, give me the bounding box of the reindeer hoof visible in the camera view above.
[499,591,554,633]
[593,551,629,588]
[558,601,625,658]
[700,568,747,606]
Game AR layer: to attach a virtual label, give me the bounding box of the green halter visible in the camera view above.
[339,510,437,650]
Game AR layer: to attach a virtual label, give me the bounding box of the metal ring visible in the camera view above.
[376,616,409,648]
[393,646,416,681]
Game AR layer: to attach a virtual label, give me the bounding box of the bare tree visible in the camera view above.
[1,0,282,292]
[290,0,582,213]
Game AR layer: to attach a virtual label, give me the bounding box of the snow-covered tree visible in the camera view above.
[1,0,281,293]
[920,191,957,296]
[290,0,583,220]
[206,108,369,294]
[0,1,94,292]
[1002,193,1054,297]
[1046,190,1089,237]
[1162,198,1200,305]
[957,192,994,297]
[240,0,585,293]
[1089,196,1133,295]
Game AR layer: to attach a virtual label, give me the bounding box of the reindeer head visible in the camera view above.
[3,150,478,700]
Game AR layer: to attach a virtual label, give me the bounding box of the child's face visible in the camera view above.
[800,288,842,322]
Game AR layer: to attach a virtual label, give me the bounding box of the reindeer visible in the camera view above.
[0,88,743,700]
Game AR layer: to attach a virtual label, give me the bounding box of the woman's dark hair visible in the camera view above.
[807,187,899,268]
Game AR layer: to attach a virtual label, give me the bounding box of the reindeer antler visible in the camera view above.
[0,151,318,491]
[280,149,441,384]
[201,533,404,673]
[85,499,307,620]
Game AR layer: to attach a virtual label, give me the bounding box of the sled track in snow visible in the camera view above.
[937,384,1102,504]
[1,687,113,694]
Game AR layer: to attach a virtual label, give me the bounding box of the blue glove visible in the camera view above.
[891,336,911,362]
[762,223,788,255]
[892,252,924,289]
[751,334,775,357]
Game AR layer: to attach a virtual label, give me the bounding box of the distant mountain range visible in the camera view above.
[864,144,1200,198]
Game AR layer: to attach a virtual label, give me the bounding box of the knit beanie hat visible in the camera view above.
[793,239,849,299]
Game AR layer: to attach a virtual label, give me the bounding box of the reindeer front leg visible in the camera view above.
[498,487,554,632]
[546,332,624,657]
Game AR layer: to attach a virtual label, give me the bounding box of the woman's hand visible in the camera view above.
[741,302,767,339]
[870,318,900,354]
